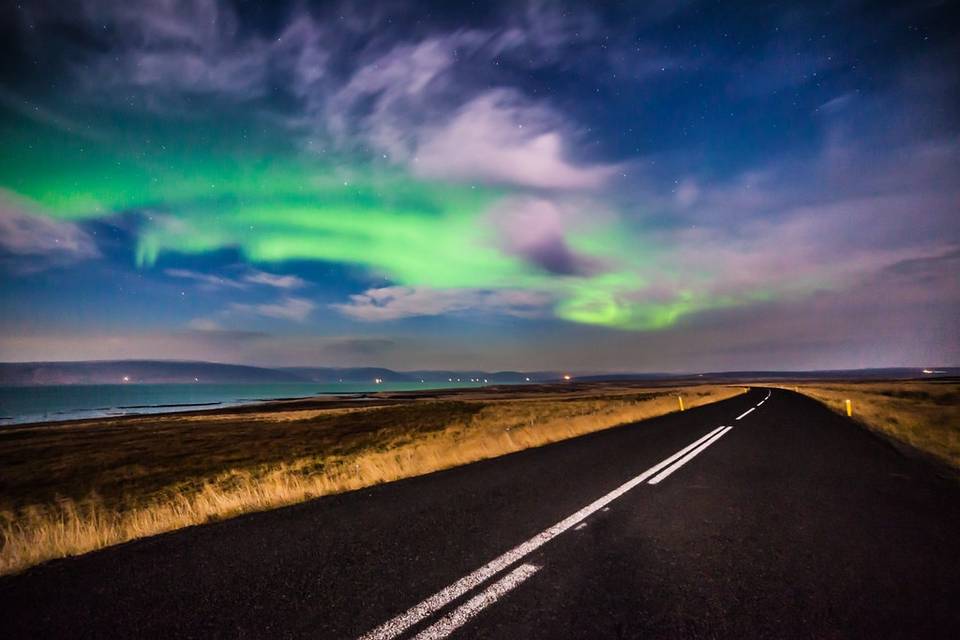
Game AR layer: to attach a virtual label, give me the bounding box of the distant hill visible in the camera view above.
[405,370,560,383]
[576,368,960,382]
[279,367,416,383]
[0,360,954,386]
[0,361,308,385]
[0,361,561,386]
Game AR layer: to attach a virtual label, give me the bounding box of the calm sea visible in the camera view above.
[0,381,489,426]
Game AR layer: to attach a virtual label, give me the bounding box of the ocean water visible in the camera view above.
[0,381,489,426]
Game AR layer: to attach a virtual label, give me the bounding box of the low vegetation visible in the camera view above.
[0,383,741,575]
[783,381,959,468]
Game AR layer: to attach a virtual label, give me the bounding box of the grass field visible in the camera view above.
[0,383,741,575]
[782,381,960,469]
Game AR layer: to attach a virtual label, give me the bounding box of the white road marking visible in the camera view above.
[357,426,728,640]
[573,522,587,531]
[755,390,772,408]
[411,564,540,640]
[736,407,755,420]
[647,427,732,485]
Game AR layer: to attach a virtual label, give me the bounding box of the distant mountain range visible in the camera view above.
[0,361,561,385]
[0,360,955,386]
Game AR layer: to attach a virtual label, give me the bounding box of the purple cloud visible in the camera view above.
[331,286,551,321]
[0,193,99,270]
[488,196,609,276]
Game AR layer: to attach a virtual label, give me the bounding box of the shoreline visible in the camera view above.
[0,381,498,428]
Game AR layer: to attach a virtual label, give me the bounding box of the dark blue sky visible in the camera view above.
[0,0,957,370]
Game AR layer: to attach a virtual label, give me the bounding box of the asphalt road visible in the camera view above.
[2,388,959,639]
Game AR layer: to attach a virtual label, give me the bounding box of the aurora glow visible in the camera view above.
[0,73,720,330]
[1,1,957,370]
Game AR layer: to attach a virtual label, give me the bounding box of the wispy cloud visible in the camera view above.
[411,90,618,189]
[243,270,307,289]
[165,268,306,291]
[487,196,609,276]
[332,286,551,321]
[164,268,246,290]
[76,0,273,104]
[0,193,99,270]
[230,296,316,322]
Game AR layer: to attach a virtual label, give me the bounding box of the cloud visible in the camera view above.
[182,322,269,342]
[0,87,110,142]
[487,196,607,275]
[230,296,316,322]
[76,0,273,103]
[331,286,551,321]
[50,1,615,192]
[325,33,468,150]
[243,270,307,289]
[881,248,960,283]
[674,179,700,208]
[411,90,618,189]
[0,193,99,269]
[165,268,306,291]
[5,0,957,349]
[164,268,246,290]
[321,25,616,189]
[22,0,619,193]
[187,317,224,331]
[319,337,397,358]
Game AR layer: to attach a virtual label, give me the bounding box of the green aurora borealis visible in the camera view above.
[3,0,957,371]
[0,106,729,330]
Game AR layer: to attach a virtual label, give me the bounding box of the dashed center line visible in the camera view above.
[753,390,772,409]
[736,407,756,420]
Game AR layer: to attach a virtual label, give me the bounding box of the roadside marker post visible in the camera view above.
[845,399,853,417]
[678,395,685,411]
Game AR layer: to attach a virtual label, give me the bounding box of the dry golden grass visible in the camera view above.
[0,384,741,575]
[778,381,960,468]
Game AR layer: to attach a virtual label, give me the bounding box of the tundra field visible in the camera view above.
[0,383,740,575]
[1,380,956,576]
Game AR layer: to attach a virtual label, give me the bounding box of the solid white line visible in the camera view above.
[735,407,755,420]
[647,427,732,485]
[357,426,728,640]
[411,564,540,640]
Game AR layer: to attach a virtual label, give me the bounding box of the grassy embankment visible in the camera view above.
[783,381,959,468]
[0,384,741,575]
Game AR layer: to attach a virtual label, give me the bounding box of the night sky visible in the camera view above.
[1,0,957,371]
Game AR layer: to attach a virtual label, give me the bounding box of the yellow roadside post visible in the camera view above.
[845,399,853,417]
[678,395,685,411]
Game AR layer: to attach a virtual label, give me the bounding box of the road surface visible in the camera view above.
[2,388,959,638]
